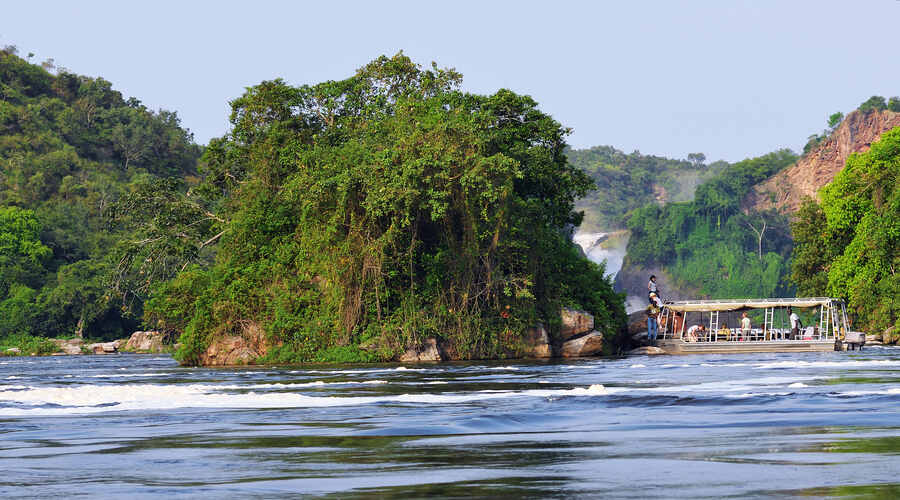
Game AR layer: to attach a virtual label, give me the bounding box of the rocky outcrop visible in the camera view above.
[882,326,898,345]
[560,308,594,341]
[199,321,269,366]
[51,338,84,355]
[523,324,552,358]
[399,337,443,362]
[124,330,176,353]
[560,331,604,357]
[745,109,900,214]
[88,341,119,354]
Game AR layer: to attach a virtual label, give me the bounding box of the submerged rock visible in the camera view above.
[560,331,604,357]
[399,337,443,362]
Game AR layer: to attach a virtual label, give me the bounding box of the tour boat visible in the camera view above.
[655,297,865,354]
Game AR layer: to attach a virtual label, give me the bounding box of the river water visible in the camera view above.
[2,350,899,498]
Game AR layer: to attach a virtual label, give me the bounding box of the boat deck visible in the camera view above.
[656,339,836,354]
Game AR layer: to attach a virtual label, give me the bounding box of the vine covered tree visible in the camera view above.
[148,53,626,364]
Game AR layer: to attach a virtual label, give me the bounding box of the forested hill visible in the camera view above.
[0,47,203,341]
[619,95,900,326]
[566,146,726,231]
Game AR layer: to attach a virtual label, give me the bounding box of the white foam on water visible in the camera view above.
[5,376,23,379]
[630,364,646,368]
[753,359,900,370]
[89,373,172,378]
[788,382,808,388]
[832,387,900,397]
[216,380,390,390]
[296,366,431,375]
[488,366,520,371]
[0,382,615,416]
[0,385,27,391]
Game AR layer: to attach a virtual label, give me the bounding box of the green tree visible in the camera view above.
[828,111,844,130]
[794,128,900,332]
[0,206,51,297]
[858,95,887,113]
[150,54,625,365]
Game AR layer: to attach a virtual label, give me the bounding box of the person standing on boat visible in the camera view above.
[789,308,801,340]
[740,312,751,340]
[648,275,660,303]
[646,301,660,346]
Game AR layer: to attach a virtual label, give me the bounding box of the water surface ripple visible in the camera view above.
[2,349,899,498]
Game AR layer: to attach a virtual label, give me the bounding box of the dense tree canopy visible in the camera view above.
[148,54,625,364]
[793,128,900,333]
[625,150,797,299]
[0,47,203,341]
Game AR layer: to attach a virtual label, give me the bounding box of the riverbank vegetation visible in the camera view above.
[145,54,626,364]
[792,128,900,333]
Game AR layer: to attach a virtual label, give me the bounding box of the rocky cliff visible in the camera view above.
[745,109,900,214]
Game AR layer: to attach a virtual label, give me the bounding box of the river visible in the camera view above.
[2,350,899,498]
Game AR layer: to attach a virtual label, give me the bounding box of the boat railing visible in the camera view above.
[657,297,847,342]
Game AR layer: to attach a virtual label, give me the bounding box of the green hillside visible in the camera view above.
[623,149,797,299]
[0,47,203,342]
[567,146,726,231]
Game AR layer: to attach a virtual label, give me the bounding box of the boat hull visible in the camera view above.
[656,339,836,354]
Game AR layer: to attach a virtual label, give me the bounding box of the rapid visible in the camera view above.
[2,349,899,498]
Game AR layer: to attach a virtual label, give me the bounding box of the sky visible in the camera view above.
[3,1,899,162]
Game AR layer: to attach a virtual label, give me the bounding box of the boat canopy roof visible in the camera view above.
[664,297,838,312]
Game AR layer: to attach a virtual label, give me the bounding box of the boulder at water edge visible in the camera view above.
[560,308,594,341]
[560,331,604,357]
[88,341,119,354]
[125,330,175,353]
[523,324,552,358]
[51,338,84,355]
[399,337,443,362]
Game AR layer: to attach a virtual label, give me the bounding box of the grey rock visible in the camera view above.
[399,337,442,362]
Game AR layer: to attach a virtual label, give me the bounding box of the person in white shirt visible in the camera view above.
[740,312,751,340]
[685,324,705,342]
[789,307,800,340]
[648,275,660,303]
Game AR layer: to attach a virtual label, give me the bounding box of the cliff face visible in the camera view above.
[745,109,900,214]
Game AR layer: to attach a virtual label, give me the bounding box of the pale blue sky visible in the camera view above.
[3,1,898,162]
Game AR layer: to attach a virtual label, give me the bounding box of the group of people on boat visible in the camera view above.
[645,274,808,344]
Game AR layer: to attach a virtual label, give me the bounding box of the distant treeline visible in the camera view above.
[567,146,726,231]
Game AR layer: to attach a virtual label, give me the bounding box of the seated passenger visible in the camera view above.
[717,323,730,341]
